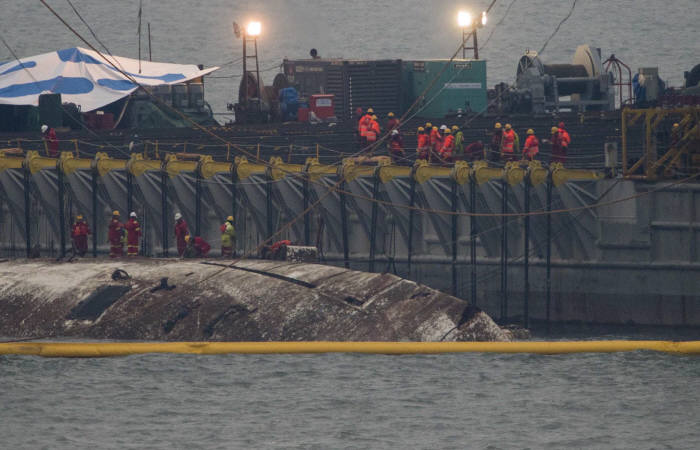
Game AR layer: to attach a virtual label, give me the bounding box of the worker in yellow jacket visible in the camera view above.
[221,215,236,257]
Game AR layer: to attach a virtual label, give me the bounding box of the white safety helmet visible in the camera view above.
[41,124,48,133]
[440,125,448,131]
[174,212,182,221]
[391,129,399,135]
[130,212,137,218]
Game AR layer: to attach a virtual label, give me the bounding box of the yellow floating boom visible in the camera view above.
[0,340,698,357]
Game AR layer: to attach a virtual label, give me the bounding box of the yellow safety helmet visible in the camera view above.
[673,123,680,128]
[418,126,425,132]
[432,126,438,131]
[494,122,502,129]
[185,235,191,243]
[226,215,234,222]
[444,128,452,134]
[452,125,459,132]
[112,210,120,216]
[426,122,433,129]
[388,112,395,117]
[76,215,83,221]
[551,126,559,134]
[527,128,534,135]
[372,115,378,120]
[505,124,512,130]
[367,108,374,114]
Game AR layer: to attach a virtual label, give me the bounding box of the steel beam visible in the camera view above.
[126,172,134,215]
[451,179,458,296]
[340,181,350,269]
[91,169,98,258]
[23,167,31,258]
[407,175,417,274]
[524,174,531,329]
[58,165,66,258]
[369,172,380,273]
[500,180,508,321]
[195,171,202,237]
[470,176,477,305]
[303,169,310,246]
[546,173,553,330]
[160,171,168,257]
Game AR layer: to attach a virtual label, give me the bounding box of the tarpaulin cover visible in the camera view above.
[0,47,218,112]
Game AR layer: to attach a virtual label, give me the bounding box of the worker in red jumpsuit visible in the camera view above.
[41,124,59,158]
[108,210,124,258]
[440,128,455,163]
[71,214,90,257]
[548,126,566,164]
[358,109,372,148]
[522,129,540,161]
[558,121,571,156]
[416,127,430,160]
[464,140,485,162]
[388,129,405,163]
[429,126,442,163]
[501,124,516,162]
[184,235,211,258]
[174,212,189,257]
[124,211,142,257]
[386,112,400,133]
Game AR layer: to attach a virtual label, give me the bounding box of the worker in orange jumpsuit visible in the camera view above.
[124,211,142,257]
[386,112,400,132]
[522,129,540,161]
[358,108,373,148]
[41,124,59,158]
[440,128,455,163]
[416,127,430,160]
[174,212,189,257]
[365,115,381,151]
[429,126,442,163]
[71,214,90,257]
[501,124,516,162]
[388,129,405,163]
[108,210,124,258]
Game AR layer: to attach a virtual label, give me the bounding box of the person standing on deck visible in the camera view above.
[108,211,124,258]
[386,112,400,133]
[522,129,539,161]
[452,125,465,159]
[221,215,236,258]
[124,212,141,257]
[501,124,516,162]
[416,127,430,160]
[41,124,59,157]
[71,214,90,257]
[440,128,455,163]
[388,129,405,163]
[558,121,571,158]
[174,212,189,257]
[547,126,566,164]
[429,126,442,163]
[489,123,503,162]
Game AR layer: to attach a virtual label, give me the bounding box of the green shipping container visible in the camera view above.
[402,59,487,118]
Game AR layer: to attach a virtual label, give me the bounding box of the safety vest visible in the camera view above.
[501,130,515,153]
[366,121,379,142]
[441,135,455,158]
[559,128,571,147]
[358,116,371,137]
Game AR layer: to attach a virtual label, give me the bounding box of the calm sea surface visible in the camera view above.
[2,2,700,448]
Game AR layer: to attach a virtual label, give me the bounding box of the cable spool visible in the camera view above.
[543,64,591,96]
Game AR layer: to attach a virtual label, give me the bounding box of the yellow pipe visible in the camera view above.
[551,164,604,188]
[164,153,198,178]
[471,161,504,186]
[199,155,232,179]
[503,161,525,186]
[126,153,160,177]
[269,156,303,181]
[341,159,376,182]
[95,152,128,177]
[25,150,57,174]
[0,341,698,357]
[378,164,411,184]
[235,156,266,180]
[0,151,24,172]
[306,158,337,181]
[527,161,549,187]
[413,160,452,184]
[59,152,92,175]
[451,161,470,185]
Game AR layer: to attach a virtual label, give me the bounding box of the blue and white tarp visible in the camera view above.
[0,47,218,112]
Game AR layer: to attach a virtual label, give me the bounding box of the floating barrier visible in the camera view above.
[1,341,699,357]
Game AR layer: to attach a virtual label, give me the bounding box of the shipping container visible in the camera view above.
[402,59,487,118]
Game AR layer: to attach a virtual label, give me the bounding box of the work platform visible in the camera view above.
[0,149,698,327]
